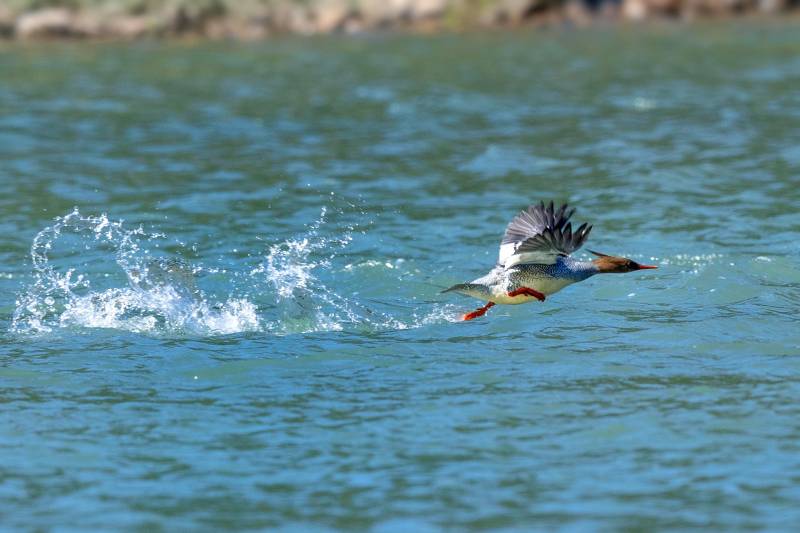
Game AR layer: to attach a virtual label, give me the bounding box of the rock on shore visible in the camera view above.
[0,0,796,40]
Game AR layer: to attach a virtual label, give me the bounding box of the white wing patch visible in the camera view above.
[498,242,559,267]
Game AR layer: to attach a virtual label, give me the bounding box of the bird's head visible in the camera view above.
[588,250,658,273]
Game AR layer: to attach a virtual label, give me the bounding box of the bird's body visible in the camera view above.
[444,201,656,320]
[447,257,597,304]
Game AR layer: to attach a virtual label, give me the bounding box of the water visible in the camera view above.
[2,23,800,530]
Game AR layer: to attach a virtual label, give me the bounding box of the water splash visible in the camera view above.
[11,206,460,338]
[251,206,418,333]
[11,209,260,336]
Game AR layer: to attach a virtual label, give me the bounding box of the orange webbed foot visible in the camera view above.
[462,302,495,321]
[507,287,546,302]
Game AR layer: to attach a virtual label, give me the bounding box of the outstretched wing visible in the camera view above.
[498,201,592,268]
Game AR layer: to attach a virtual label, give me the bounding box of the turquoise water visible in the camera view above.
[2,25,800,530]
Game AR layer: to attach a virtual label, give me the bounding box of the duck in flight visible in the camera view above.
[443,201,658,321]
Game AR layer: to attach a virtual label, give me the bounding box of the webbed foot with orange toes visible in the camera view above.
[462,302,495,321]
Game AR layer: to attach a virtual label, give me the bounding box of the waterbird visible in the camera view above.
[443,201,658,321]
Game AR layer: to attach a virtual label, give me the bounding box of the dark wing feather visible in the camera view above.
[498,201,592,267]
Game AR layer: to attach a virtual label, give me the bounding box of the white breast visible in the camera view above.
[489,277,577,305]
[530,277,576,296]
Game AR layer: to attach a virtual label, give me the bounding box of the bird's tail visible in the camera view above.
[441,283,487,297]
[442,283,466,294]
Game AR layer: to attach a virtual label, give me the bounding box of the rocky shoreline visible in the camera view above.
[0,0,798,40]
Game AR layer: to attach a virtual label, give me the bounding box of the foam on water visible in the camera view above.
[11,207,460,337]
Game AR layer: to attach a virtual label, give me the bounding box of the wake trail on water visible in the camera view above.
[11,207,462,337]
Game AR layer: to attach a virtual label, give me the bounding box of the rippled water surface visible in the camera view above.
[2,24,800,530]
